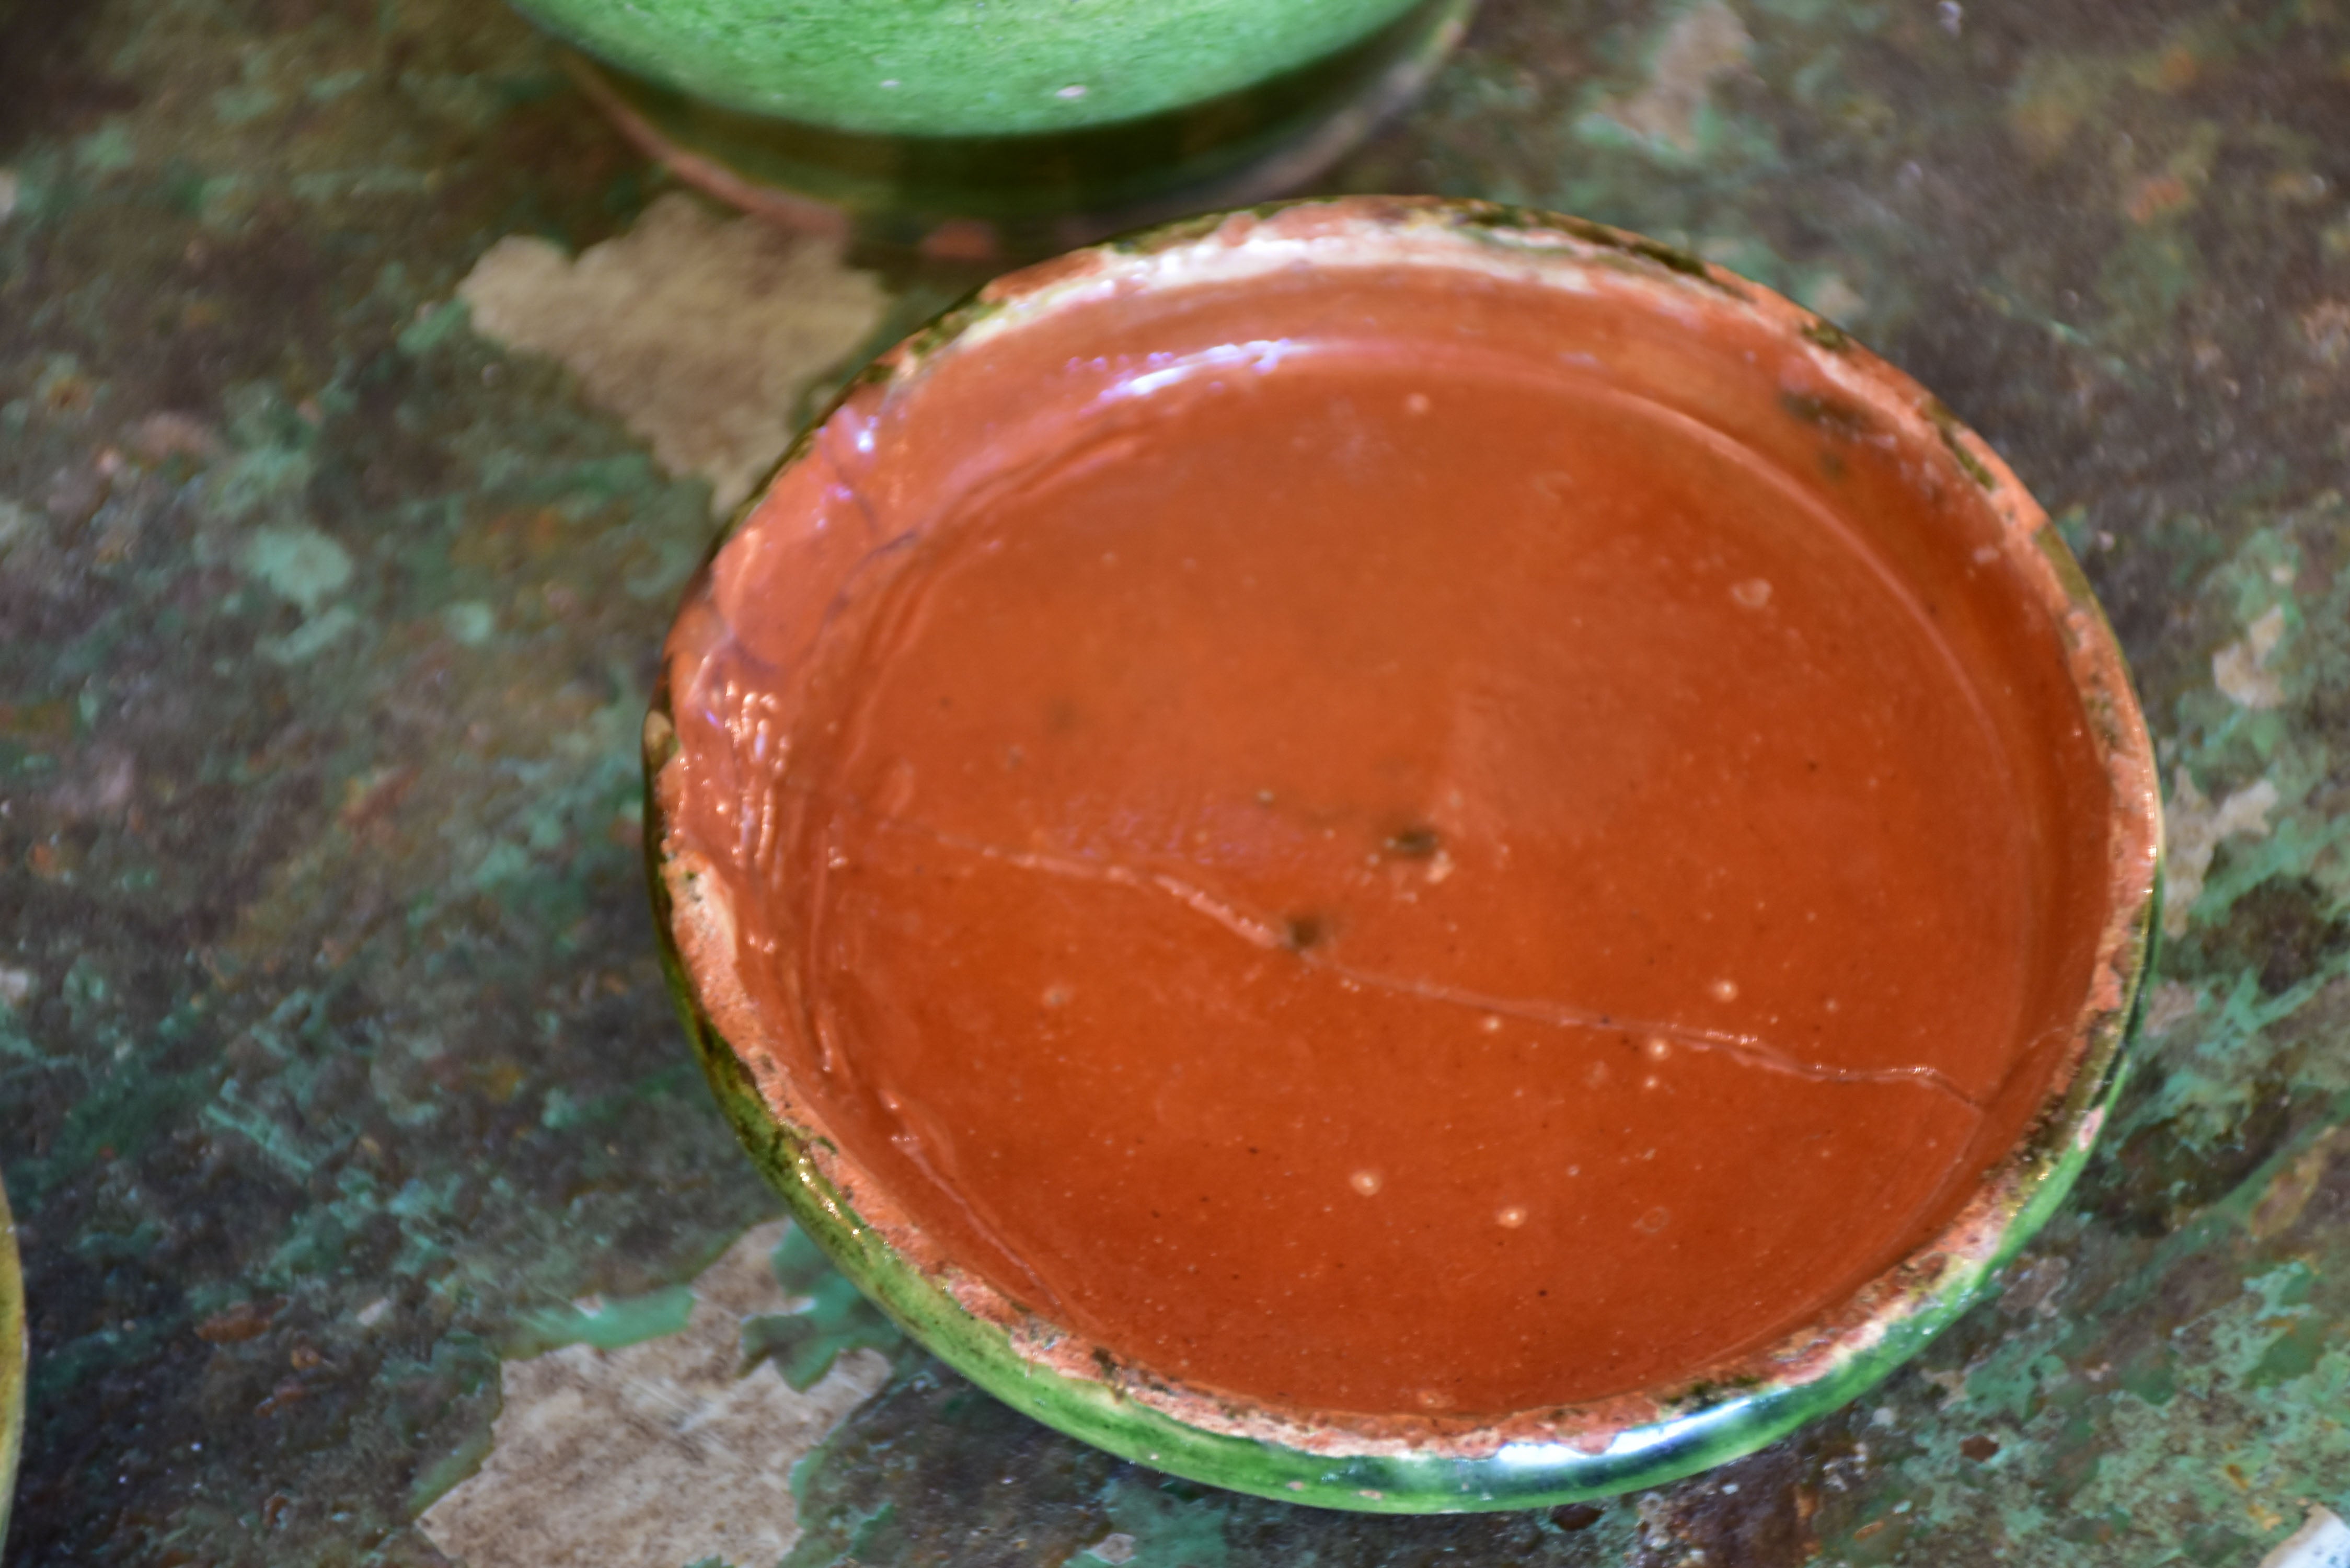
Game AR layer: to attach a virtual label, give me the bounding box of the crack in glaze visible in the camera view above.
[778,778,1986,1112]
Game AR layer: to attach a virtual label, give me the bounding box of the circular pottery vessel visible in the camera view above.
[513,0,1473,258]
[1,1174,24,1544]
[645,198,2162,1511]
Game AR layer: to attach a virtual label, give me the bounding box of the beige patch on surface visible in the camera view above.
[459,194,887,514]
[2137,979,2201,1039]
[2260,1508,2350,1568]
[2162,767,2279,937]
[1803,273,1867,328]
[418,1222,890,1568]
[2213,604,2289,710]
[1603,0,1752,153]
[2249,1130,2346,1241]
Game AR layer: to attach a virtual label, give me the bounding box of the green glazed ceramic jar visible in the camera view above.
[644,198,2163,1511]
[507,0,1473,257]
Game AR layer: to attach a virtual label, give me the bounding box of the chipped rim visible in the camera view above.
[1,1171,23,1547]
[644,197,2164,1513]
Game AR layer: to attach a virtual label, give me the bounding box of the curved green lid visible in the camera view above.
[509,0,1424,138]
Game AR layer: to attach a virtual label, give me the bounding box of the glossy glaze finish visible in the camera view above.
[508,0,1425,137]
[658,197,2161,1508]
[13,3,2345,1557]
[1,1175,22,1549]
[555,0,1474,258]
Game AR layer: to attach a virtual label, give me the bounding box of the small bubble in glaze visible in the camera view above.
[1350,1169,1384,1196]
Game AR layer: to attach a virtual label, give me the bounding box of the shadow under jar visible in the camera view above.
[509,0,1476,259]
[645,198,2162,1511]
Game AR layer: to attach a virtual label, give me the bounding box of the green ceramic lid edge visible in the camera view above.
[1,1173,25,1547]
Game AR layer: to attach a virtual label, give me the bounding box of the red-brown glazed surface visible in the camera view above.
[661,260,2115,1419]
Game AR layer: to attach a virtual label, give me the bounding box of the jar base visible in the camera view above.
[559,0,1476,262]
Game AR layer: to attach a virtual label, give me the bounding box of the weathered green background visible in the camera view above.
[4,0,2348,1562]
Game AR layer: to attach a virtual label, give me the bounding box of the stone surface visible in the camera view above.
[2,0,2347,1564]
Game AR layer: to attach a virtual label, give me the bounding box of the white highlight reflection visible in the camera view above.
[1105,339,1309,401]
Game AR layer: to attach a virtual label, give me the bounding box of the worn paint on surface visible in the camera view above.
[457,194,886,515]
[417,1223,890,1568]
[3,0,2348,1562]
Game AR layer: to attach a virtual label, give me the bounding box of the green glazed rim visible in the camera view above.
[644,197,2165,1513]
[2,1171,24,1547]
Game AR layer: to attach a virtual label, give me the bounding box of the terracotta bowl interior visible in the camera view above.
[646,198,2161,1509]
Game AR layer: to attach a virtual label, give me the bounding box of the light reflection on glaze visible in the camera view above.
[660,261,2119,1419]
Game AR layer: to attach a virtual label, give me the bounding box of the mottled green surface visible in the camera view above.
[1,0,2347,1564]
[510,0,1423,136]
